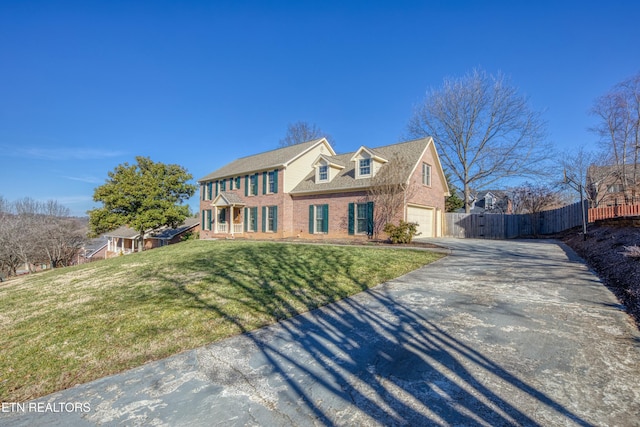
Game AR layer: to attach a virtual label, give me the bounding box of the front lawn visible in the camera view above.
[0,240,443,402]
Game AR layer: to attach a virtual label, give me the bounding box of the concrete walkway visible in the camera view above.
[3,239,640,426]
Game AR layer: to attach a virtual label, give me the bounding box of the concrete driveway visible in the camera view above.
[3,239,640,426]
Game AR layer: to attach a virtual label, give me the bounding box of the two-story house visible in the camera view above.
[198,137,449,240]
[587,164,640,207]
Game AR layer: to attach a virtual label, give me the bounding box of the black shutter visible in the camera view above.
[367,201,374,236]
[322,204,329,233]
[348,203,354,235]
[263,171,267,194]
[273,206,278,232]
[273,169,279,193]
[252,207,258,231]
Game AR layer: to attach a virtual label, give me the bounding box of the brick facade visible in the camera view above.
[198,138,448,240]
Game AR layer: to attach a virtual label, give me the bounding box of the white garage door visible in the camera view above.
[407,206,434,238]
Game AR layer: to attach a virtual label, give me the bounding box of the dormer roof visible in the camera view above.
[349,146,388,163]
[292,138,442,194]
[312,154,346,169]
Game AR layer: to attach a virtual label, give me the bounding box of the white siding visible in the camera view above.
[284,142,332,193]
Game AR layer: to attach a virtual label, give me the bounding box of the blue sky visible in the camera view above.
[1,0,638,216]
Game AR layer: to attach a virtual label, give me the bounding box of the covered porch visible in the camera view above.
[212,192,246,236]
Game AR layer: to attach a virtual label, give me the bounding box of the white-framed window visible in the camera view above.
[318,165,328,182]
[268,171,277,193]
[202,209,212,231]
[356,203,368,234]
[309,204,328,234]
[607,184,624,193]
[422,163,431,186]
[247,207,257,232]
[251,174,259,195]
[315,205,326,233]
[359,158,371,177]
[203,182,213,201]
[266,206,277,232]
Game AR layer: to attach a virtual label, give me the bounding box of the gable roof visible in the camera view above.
[148,217,200,240]
[312,154,346,169]
[104,225,140,239]
[198,138,334,182]
[291,138,439,194]
[104,217,200,240]
[82,236,108,258]
[350,146,388,163]
[212,191,245,206]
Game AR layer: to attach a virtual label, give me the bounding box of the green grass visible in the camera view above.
[0,240,444,402]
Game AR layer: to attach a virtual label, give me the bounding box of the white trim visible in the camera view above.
[283,138,336,167]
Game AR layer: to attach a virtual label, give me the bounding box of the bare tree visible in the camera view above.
[0,197,87,277]
[590,71,640,204]
[279,121,334,147]
[558,147,602,205]
[509,182,563,236]
[367,153,417,238]
[407,68,551,212]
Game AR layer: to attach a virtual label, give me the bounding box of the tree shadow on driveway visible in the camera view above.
[162,243,596,426]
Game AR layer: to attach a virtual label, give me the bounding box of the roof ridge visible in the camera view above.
[233,138,323,161]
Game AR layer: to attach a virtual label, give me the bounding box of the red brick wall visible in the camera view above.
[199,145,447,240]
[199,170,290,239]
[406,145,446,212]
[291,191,370,238]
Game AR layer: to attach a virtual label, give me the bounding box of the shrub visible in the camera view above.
[384,221,419,244]
[182,231,198,241]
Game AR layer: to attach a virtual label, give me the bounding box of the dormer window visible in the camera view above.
[359,158,371,177]
[318,165,328,182]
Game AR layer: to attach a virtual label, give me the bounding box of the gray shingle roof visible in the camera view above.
[104,217,200,240]
[198,138,325,182]
[148,217,200,239]
[213,192,245,206]
[291,138,430,194]
[104,225,140,239]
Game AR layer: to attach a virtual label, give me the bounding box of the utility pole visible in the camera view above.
[564,169,588,241]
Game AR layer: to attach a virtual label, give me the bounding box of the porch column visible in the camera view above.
[230,207,234,236]
[213,206,218,233]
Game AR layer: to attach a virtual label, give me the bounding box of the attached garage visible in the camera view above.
[406,205,435,238]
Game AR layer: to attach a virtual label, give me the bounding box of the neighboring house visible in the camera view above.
[78,236,108,263]
[587,164,640,207]
[198,137,449,239]
[105,217,200,257]
[458,190,513,214]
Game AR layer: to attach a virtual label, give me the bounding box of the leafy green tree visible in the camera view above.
[444,171,465,212]
[88,157,196,250]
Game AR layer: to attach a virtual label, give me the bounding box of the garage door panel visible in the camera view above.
[407,206,434,237]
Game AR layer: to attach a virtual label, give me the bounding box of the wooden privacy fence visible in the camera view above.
[444,201,588,239]
[588,204,640,222]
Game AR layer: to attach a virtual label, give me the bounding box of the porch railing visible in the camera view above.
[216,222,244,234]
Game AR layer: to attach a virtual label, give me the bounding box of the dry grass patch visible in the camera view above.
[0,240,444,402]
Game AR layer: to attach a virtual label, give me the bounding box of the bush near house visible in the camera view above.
[384,221,419,244]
